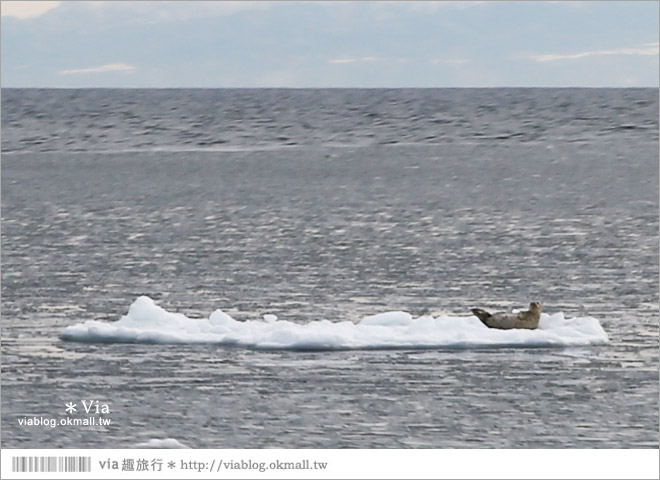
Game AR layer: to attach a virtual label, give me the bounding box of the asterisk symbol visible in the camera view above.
[167,461,176,469]
[65,402,77,414]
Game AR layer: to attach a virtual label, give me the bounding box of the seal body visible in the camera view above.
[471,302,542,330]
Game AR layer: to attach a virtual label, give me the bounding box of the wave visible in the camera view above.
[0,144,300,155]
[59,296,608,350]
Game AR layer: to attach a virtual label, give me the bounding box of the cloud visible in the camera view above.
[429,58,470,65]
[1,1,61,19]
[329,57,378,64]
[403,1,487,12]
[58,63,136,75]
[73,1,270,23]
[527,43,659,62]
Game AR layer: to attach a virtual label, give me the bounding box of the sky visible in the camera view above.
[1,1,658,88]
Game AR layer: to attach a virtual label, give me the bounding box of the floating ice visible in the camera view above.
[134,438,190,449]
[59,296,609,350]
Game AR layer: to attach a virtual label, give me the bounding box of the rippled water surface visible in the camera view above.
[2,88,658,448]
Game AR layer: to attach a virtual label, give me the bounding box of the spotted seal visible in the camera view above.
[471,302,542,330]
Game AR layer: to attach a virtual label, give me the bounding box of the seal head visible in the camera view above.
[471,302,542,330]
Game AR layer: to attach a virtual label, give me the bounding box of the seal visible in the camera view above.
[471,302,542,330]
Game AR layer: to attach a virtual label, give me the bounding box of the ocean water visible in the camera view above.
[1,88,658,448]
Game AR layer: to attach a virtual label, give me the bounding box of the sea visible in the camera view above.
[1,88,658,448]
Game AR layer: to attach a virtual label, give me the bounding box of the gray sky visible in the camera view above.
[1,1,658,87]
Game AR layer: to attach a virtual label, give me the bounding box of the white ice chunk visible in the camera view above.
[60,296,609,350]
[360,311,413,326]
[134,438,190,449]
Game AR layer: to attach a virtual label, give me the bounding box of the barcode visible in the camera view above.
[12,456,92,473]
